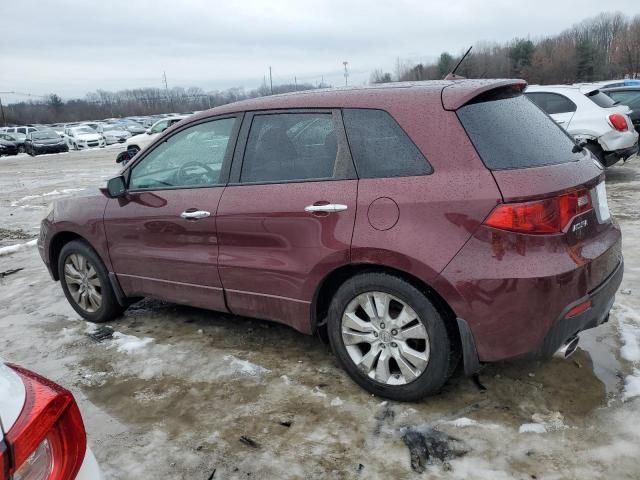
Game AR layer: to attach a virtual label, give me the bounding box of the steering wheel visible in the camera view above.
[176,161,216,185]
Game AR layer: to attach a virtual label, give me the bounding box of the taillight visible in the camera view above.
[608,113,629,132]
[484,189,593,234]
[4,365,86,480]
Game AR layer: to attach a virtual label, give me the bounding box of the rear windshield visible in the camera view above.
[586,90,617,108]
[456,91,584,170]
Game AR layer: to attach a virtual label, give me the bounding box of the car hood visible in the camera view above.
[75,133,102,141]
[0,362,26,436]
[33,138,64,144]
[0,139,16,146]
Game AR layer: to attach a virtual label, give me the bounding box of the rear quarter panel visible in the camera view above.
[351,98,502,285]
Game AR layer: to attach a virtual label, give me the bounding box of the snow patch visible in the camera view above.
[0,239,37,257]
[10,188,85,206]
[330,397,344,407]
[223,354,271,376]
[618,305,640,363]
[449,417,478,428]
[110,332,154,353]
[519,423,547,434]
[622,369,640,401]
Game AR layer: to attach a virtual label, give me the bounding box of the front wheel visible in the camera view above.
[58,240,125,323]
[327,273,451,401]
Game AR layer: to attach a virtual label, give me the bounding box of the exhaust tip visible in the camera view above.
[554,336,579,359]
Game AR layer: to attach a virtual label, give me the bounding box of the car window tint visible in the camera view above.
[457,91,584,170]
[525,92,577,114]
[606,91,640,109]
[586,90,617,108]
[342,109,431,178]
[129,118,236,190]
[240,113,338,183]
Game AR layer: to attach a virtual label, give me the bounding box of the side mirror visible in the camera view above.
[146,129,152,135]
[115,151,131,165]
[102,175,127,198]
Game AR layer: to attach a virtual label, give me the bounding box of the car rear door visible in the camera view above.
[216,109,358,333]
[103,115,241,312]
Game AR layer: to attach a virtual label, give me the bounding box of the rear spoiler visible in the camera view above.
[441,79,527,111]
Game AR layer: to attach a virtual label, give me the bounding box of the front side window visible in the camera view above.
[129,117,237,190]
[342,109,431,178]
[525,92,577,115]
[240,113,339,183]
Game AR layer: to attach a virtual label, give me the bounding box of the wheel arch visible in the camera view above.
[48,231,91,280]
[311,264,462,361]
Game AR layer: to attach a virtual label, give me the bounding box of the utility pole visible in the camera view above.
[343,61,349,86]
[162,71,172,110]
[0,96,5,127]
[269,66,273,95]
[294,76,297,91]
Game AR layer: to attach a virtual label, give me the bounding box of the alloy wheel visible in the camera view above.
[341,291,430,385]
[63,253,102,313]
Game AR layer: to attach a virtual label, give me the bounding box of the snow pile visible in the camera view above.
[110,332,154,353]
[448,417,478,428]
[0,239,37,257]
[622,370,640,401]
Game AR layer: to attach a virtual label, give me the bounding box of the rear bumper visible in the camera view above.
[603,141,639,167]
[536,257,623,357]
[437,220,623,364]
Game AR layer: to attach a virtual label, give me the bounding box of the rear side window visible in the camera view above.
[342,109,431,178]
[605,91,640,109]
[525,92,576,115]
[457,91,583,170]
[241,112,339,183]
[586,90,617,108]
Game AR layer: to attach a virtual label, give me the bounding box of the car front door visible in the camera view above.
[103,115,241,311]
[216,110,358,333]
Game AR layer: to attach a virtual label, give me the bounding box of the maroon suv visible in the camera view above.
[39,79,623,401]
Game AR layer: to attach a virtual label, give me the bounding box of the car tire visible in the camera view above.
[58,240,125,323]
[327,273,451,401]
[18,146,25,154]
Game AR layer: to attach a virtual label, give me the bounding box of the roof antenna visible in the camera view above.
[444,46,473,80]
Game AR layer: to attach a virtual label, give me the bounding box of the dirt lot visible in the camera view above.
[1,149,639,479]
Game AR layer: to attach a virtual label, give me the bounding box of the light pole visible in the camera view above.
[343,61,349,86]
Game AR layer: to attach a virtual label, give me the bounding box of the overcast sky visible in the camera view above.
[1,0,639,103]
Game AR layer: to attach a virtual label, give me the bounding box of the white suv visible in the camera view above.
[525,85,638,167]
[124,116,186,156]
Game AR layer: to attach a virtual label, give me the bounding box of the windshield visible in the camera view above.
[32,131,59,140]
[606,91,640,110]
[72,127,95,135]
[457,90,584,170]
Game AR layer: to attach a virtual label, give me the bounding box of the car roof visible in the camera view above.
[189,79,526,120]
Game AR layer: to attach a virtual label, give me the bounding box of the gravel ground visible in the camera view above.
[1,149,639,480]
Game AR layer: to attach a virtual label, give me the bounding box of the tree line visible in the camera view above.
[372,11,640,84]
[2,82,327,126]
[4,10,639,126]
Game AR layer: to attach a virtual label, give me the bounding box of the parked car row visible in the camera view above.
[0,112,196,157]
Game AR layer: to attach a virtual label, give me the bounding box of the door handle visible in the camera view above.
[180,210,210,220]
[304,204,348,213]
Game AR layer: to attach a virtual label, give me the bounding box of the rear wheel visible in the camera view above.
[58,240,124,323]
[327,273,451,401]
